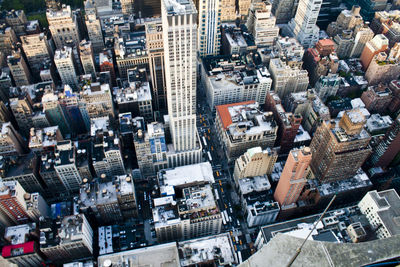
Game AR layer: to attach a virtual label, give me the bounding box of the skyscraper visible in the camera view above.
[197,0,221,56]
[274,147,312,207]
[288,0,322,48]
[161,0,202,166]
[310,109,372,182]
[79,40,96,76]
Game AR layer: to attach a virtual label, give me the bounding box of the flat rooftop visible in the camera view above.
[98,242,180,267]
[158,162,214,193]
[178,233,236,266]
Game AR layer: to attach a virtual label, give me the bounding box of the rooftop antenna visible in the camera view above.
[286,194,336,267]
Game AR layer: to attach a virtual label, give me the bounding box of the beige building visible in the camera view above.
[10,92,34,136]
[365,49,400,85]
[79,40,96,76]
[310,109,372,182]
[120,0,134,15]
[47,5,80,49]
[234,146,277,184]
[0,122,28,156]
[247,1,279,47]
[220,0,236,21]
[84,0,104,53]
[21,33,53,76]
[327,6,363,37]
[7,49,33,86]
[358,189,400,239]
[215,101,278,161]
[80,82,114,121]
[238,0,251,18]
[145,19,167,112]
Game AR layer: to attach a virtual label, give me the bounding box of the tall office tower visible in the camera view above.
[84,0,104,53]
[358,0,388,22]
[81,82,114,121]
[54,141,83,193]
[274,147,312,207]
[47,5,80,49]
[145,20,167,113]
[360,34,389,70]
[220,0,236,21]
[42,91,71,136]
[10,92,35,136]
[121,0,134,15]
[162,0,202,166]
[197,0,221,56]
[310,109,372,182]
[20,33,53,78]
[0,181,30,224]
[272,0,298,24]
[247,1,279,47]
[54,46,79,90]
[7,49,33,87]
[79,40,96,76]
[288,0,322,48]
[0,122,28,156]
[350,24,375,58]
[233,147,278,183]
[369,118,400,168]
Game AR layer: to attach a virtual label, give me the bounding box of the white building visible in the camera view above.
[198,0,221,56]
[246,1,279,47]
[162,0,202,167]
[54,141,83,193]
[269,58,309,98]
[80,82,114,121]
[47,5,80,49]
[288,0,322,48]
[358,189,400,239]
[350,24,375,58]
[201,56,272,109]
[54,46,79,89]
[59,214,93,259]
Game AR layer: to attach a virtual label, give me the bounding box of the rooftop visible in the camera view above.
[114,81,152,104]
[59,214,89,244]
[5,223,36,245]
[366,114,393,134]
[163,0,196,16]
[178,233,236,266]
[238,175,271,195]
[158,162,214,195]
[317,169,372,196]
[260,205,371,244]
[364,189,400,237]
[98,242,180,267]
[240,233,400,267]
